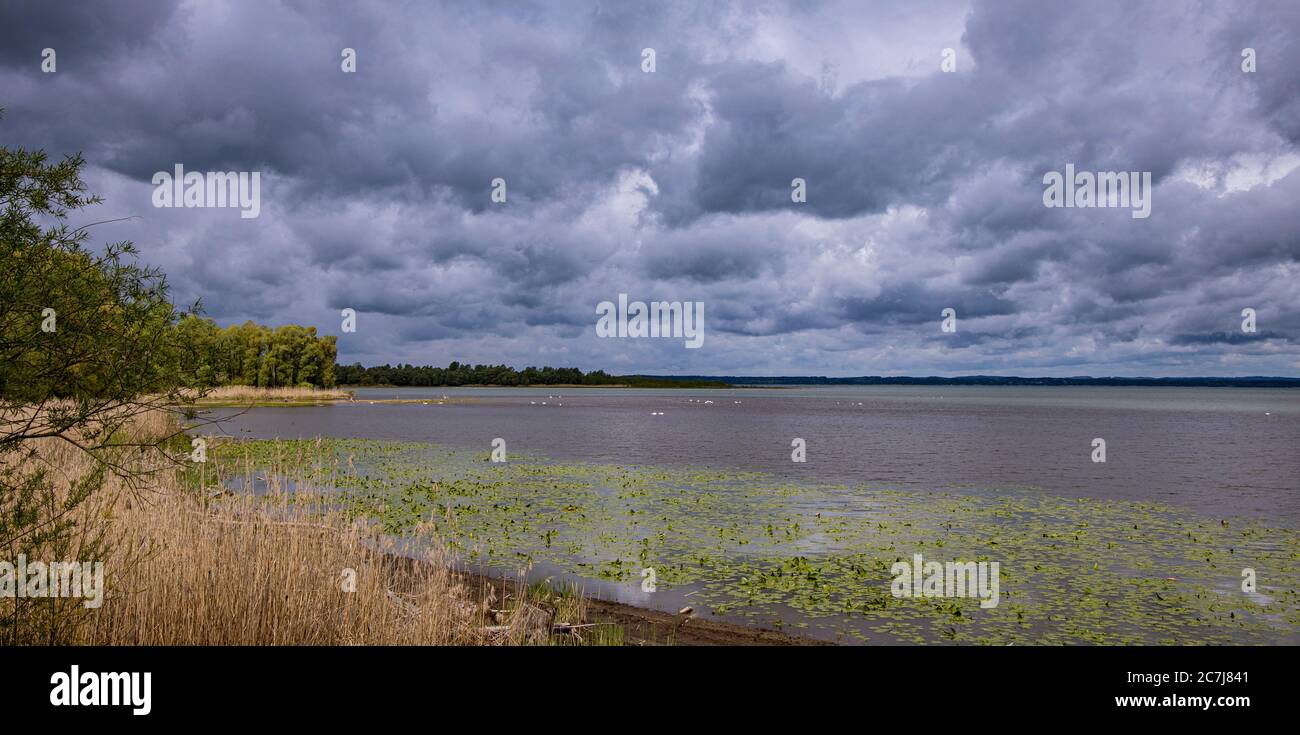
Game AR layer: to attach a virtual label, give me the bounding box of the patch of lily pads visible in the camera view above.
[201,437,1300,645]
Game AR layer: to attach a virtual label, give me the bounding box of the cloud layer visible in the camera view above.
[3,0,1297,375]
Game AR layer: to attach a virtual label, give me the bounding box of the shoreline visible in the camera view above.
[183,383,776,408]
[341,382,753,390]
[380,553,828,646]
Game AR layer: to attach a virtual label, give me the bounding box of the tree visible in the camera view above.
[0,129,193,641]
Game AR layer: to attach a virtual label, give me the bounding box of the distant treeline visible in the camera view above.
[334,362,728,388]
[172,317,731,390]
[171,316,1300,392]
[175,316,338,388]
[667,375,1300,388]
[169,317,1300,391]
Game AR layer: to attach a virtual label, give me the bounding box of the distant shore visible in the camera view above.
[651,375,1300,388]
[180,376,1300,409]
[339,379,737,389]
[179,382,749,409]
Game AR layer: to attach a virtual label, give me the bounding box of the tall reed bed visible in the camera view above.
[3,409,605,645]
[182,385,353,404]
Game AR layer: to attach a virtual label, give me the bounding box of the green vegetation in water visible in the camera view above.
[197,437,1300,645]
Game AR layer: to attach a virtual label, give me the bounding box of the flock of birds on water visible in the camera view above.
[359,395,884,414]
[352,395,1277,418]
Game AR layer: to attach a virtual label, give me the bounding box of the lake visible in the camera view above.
[212,385,1300,522]
[205,385,1300,643]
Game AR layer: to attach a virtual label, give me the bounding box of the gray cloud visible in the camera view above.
[1,0,1297,376]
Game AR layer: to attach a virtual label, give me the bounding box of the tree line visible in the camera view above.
[174,317,338,389]
[168,324,727,389]
[334,363,730,388]
[170,327,735,389]
[337,362,621,387]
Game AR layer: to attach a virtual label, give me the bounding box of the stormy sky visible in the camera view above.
[3,0,1298,376]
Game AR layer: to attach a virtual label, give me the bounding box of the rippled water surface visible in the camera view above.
[212,385,1300,523]
[202,385,1300,643]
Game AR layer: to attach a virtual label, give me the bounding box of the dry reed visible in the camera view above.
[2,409,598,645]
[182,385,352,404]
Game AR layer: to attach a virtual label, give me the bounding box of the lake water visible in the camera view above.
[212,385,1300,523]
[205,385,1300,644]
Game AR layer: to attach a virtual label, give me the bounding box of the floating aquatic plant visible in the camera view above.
[200,437,1300,645]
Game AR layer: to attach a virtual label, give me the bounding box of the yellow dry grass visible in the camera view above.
[182,385,353,404]
[2,409,594,645]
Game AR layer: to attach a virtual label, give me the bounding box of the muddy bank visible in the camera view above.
[380,554,827,646]
[460,568,828,646]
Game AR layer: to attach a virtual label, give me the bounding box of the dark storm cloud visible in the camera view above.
[1,0,1297,375]
[1169,332,1288,346]
[1217,3,1300,144]
[0,1,177,66]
